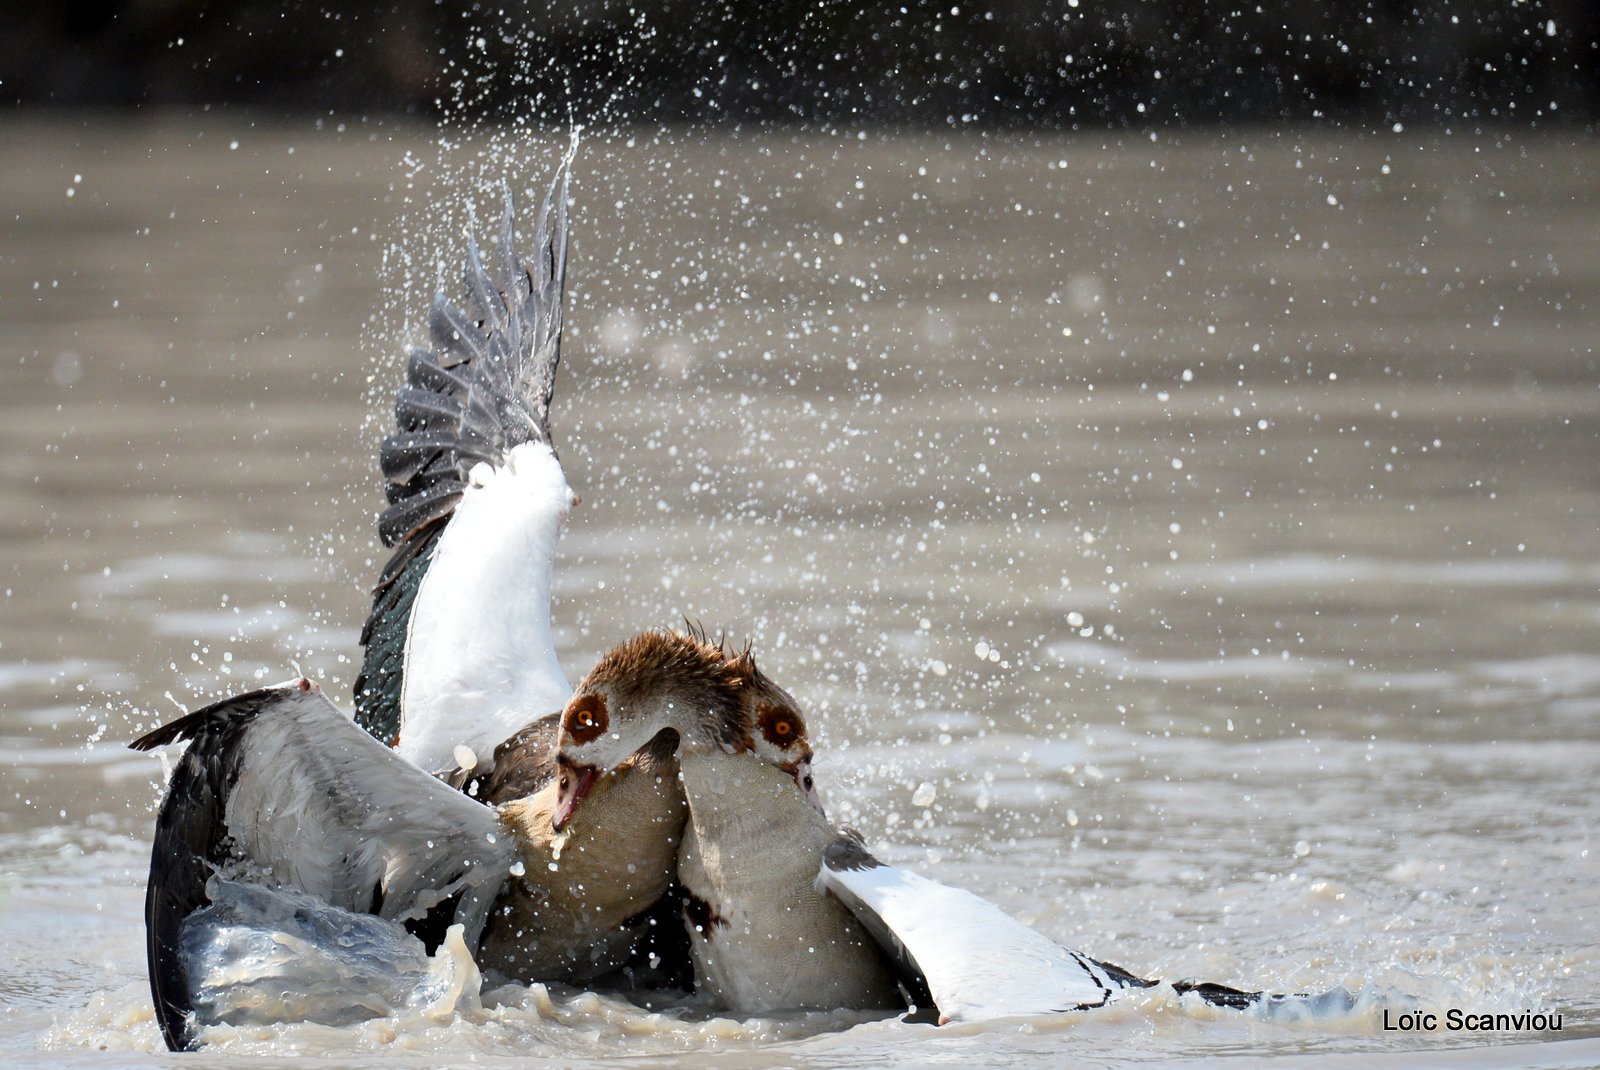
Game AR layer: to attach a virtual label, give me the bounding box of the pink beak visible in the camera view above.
[552,765,598,831]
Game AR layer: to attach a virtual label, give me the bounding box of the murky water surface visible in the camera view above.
[2,116,1597,1067]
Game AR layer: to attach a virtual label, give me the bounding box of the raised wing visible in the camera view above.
[818,837,1155,1023]
[131,681,513,1050]
[372,173,569,548]
[355,160,576,772]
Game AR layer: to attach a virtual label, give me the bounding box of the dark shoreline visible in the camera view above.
[7,1,1599,127]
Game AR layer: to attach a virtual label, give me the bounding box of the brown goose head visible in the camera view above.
[553,629,825,827]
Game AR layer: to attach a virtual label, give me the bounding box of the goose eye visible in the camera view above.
[802,774,815,791]
[757,703,805,750]
[563,694,609,744]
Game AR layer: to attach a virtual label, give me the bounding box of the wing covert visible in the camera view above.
[132,681,513,1049]
[819,837,1155,1023]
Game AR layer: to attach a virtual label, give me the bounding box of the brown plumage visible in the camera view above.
[441,713,560,804]
[554,630,903,1014]
[477,730,689,984]
[566,630,757,755]
[437,705,692,985]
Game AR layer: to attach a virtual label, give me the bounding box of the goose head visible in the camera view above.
[552,630,748,829]
[552,629,824,827]
[748,675,824,814]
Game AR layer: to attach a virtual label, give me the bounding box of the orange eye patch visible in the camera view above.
[563,693,609,745]
[757,703,805,749]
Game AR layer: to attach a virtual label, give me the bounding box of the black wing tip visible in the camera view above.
[129,686,290,752]
[1094,957,1160,989]
[1172,978,1264,1008]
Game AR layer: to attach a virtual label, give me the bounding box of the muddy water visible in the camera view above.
[1,116,1597,1067]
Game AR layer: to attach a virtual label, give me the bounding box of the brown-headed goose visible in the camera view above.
[342,156,690,986]
[132,161,692,1050]
[550,630,903,1014]
[552,630,1171,1022]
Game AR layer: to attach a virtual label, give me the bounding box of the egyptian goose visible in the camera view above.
[132,157,1356,1045]
[344,150,695,983]
[552,629,1172,1020]
[550,630,901,1012]
[133,675,690,1049]
[342,157,691,985]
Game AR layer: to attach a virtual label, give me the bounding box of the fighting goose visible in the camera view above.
[344,160,693,985]
[551,630,1204,1021]
[132,166,693,1050]
[549,629,904,1014]
[346,158,694,979]
[351,164,575,775]
[552,632,1365,1025]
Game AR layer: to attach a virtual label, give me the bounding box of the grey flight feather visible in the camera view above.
[375,171,570,547]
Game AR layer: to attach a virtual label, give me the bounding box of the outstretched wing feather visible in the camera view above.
[463,239,506,334]
[403,345,473,397]
[393,384,467,433]
[429,296,485,366]
[495,190,519,295]
[376,480,466,547]
[357,169,571,747]
[131,683,512,1050]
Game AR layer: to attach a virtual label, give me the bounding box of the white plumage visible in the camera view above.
[190,685,513,942]
[818,842,1145,1022]
[397,440,574,772]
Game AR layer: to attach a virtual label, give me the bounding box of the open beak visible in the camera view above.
[785,756,825,816]
[552,763,598,831]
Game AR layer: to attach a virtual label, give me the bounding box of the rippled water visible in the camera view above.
[2,116,1597,1067]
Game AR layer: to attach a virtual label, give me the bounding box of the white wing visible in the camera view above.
[398,439,573,770]
[819,838,1153,1022]
[355,163,576,772]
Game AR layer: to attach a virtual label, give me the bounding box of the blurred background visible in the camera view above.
[7,0,1599,126]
